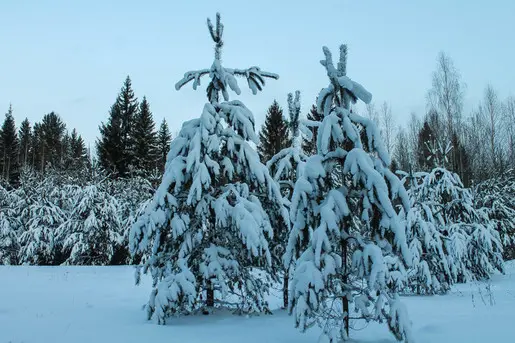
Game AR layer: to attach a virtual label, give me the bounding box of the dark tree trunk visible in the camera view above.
[283,270,289,309]
[206,281,214,307]
[341,240,349,337]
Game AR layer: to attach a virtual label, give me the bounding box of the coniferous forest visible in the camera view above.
[1,11,515,343]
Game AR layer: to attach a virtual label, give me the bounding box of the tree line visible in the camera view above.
[0,75,172,188]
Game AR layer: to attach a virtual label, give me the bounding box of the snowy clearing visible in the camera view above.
[1,261,515,343]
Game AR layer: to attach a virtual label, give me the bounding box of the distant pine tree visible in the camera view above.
[417,120,434,171]
[67,129,89,174]
[133,96,158,174]
[257,100,290,163]
[97,103,123,176]
[156,118,171,173]
[18,118,32,168]
[302,104,323,156]
[450,132,470,187]
[117,76,139,174]
[33,112,66,172]
[0,105,20,185]
[97,76,139,177]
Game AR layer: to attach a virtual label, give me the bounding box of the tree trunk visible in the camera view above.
[341,240,349,337]
[283,269,289,309]
[206,281,214,307]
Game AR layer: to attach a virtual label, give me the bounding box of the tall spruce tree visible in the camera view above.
[0,105,20,185]
[97,77,139,177]
[18,118,32,168]
[34,112,66,171]
[257,100,290,163]
[302,104,323,155]
[133,96,158,174]
[156,119,172,173]
[118,76,139,174]
[130,13,287,322]
[97,103,123,176]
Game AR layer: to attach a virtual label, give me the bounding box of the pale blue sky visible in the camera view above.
[1,0,514,147]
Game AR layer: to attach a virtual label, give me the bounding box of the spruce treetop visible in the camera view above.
[175,13,278,103]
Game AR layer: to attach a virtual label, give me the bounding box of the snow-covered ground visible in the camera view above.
[1,262,515,343]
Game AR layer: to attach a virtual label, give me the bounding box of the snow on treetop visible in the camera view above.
[319,45,372,107]
[174,12,278,103]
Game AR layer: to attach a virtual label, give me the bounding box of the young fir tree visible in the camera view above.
[301,104,323,156]
[17,178,65,265]
[414,141,504,282]
[18,118,32,168]
[266,90,309,308]
[156,119,172,173]
[97,77,139,177]
[111,175,154,265]
[474,171,515,259]
[57,184,122,265]
[0,105,20,185]
[130,13,287,322]
[285,45,413,343]
[257,100,290,163]
[399,169,452,294]
[0,186,20,265]
[133,96,158,174]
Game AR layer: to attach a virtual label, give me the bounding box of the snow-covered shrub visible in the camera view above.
[414,167,504,282]
[57,184,122,265]
[0,186,20,265]
[18,195,65,265]
[110,176,154,265]
[285,45,413,343]
[474,170,515,259]
[399,172,452,294]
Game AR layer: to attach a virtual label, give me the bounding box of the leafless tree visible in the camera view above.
[426,52,465,142]
[482,85,503,174]
[503,96,515,170]
[380,101,395,155]
[393,127,410,172]
[407,112,421,169]
[364,102,379,127]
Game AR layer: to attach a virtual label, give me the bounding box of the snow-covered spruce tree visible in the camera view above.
[413,142,504,282]
[0,186,20,265]
[399,169,452,294]
[285,45,413,343]
[17,176,65,265]
[266,91,309,308]
[474,170,515,260]
[111,175,154,265]
[130,13,287,322]
[56,184,122,265]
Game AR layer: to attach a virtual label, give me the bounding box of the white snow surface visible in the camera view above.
[1,262,515,343]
